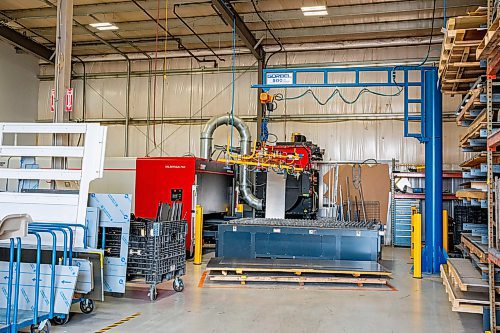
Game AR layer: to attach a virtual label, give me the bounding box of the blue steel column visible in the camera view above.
[422,68,445,273]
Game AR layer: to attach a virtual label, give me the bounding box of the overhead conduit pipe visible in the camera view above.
[200,114,263,210]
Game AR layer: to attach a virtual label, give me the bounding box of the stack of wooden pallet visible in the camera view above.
[441,258,500,314]
[477,8,500,77]
[439,7,487,94]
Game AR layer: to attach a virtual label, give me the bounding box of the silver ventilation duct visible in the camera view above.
[200,115,263,210]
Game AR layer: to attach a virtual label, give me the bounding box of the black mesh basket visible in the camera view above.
[127,218,187,284]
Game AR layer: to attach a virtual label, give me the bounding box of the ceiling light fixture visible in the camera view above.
[300,5,326,12]
[302,10,328,16]
[89,22,112,28]
[89,22,119,30]
[301,5,328,16]
[96,25,119,31]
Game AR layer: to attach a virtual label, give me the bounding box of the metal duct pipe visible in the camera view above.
[200,115,263,210]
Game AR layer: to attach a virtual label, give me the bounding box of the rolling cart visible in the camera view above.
[0,219,79,333]
[27,223,96,327]
[127,203,187,301]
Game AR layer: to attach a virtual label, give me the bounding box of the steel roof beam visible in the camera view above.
[0,23,53,62]
[68,18,443,48]
[2,0,480,20]
[1,0,209,19]
[211,0,263,60]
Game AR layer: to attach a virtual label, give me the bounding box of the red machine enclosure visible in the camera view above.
[135,157,234,254]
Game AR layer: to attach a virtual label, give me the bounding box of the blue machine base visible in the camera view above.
[216,221,382,261]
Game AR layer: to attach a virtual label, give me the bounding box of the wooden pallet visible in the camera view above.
[441,264,498,314]
[207,270,390,287]
[456,189,487,201]
[459,109,487,147]
[477,16,500,60]
[439,9,487,93]
[447,258,489,292]
[460,152,500,168]
[456,87,484,125]
[206,257,392,277]
[460,180,488,191]
[462,233,488,263]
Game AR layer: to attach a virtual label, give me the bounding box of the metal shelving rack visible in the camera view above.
[485,0,500,330]
[390,165,462,247]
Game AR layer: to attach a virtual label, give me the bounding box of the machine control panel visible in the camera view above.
[171,189,183,201]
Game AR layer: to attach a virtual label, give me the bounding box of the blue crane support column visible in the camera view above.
[422,68,445,274]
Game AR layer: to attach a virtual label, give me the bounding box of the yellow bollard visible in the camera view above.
[413,213,422,279]
[443,209,448,253]
[194,205,203,265]
[410,206,418,259]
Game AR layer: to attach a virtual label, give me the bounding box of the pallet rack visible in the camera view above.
[438,3,500,324]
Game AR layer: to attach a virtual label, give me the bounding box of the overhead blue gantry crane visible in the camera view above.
[253,65,445,274]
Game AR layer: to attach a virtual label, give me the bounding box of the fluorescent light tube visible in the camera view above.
[303,10,328,16]
[97,25,119,31]
[301,5,327,12]
[89,22,113,28]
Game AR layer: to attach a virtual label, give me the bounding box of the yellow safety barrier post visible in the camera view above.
[413,213,422,279]
[194,205,203,265]
[443,209,448,253]
[410,206,418,259]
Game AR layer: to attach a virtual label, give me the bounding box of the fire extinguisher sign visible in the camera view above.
[65,88,74,112]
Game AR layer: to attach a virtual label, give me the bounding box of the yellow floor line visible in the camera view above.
[94,312,141,333]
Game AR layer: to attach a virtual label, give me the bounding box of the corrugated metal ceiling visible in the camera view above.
[0,0,486,57]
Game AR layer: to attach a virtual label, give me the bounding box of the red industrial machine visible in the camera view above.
[255,135,323,219]
[135,157,235,255]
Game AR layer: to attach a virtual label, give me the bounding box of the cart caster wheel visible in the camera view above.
[149,285,158,301]
[173,278,184,292]
[31,321,51,333]
[52,314,70,325]
[80,298,95,314]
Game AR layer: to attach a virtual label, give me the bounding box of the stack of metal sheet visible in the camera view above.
[225,218,380,229]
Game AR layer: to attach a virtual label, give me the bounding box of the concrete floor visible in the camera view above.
[52,247,482,333]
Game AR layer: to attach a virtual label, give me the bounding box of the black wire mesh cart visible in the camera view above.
[127,216,187,301]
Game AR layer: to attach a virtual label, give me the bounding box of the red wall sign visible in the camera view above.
[65,88,74,112]
[50,89,55,112]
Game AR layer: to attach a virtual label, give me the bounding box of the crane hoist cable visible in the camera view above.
[273,85,402,106]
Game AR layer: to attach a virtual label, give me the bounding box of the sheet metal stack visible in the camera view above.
[208,217,389,288]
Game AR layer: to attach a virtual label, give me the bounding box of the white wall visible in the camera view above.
[0,40,39,122]
[37,44,467,166]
